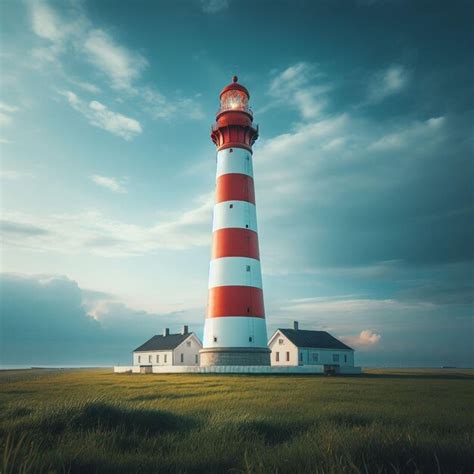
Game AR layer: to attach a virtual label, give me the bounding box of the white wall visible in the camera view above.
[298,348,354,367]
[133,350,173,366]
[173,334,202,366]
[268,332,298,366]
[268,331,355,367]
[133,334,202,367]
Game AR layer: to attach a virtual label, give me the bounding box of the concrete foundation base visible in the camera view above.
[114,365,362,375]
[199,347,271,366]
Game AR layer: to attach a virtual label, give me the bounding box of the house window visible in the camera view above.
[180,353,184,363]
[246,265,251,271]
[286,352,290,361]
[249,336,253,342]
[344,354,347,363]
[149,355,152,363]
[213,336,218,342]
[138,356,141,363]
[164,355,168,363]
[187,341,191,347]
[300,352,303,362]
[276,352,280,362]
[156,354,159,363]
[229,204,233,209]
[333,354,340,363]
[278,338,284,345]
[313,353,319,362]
[195,354,198,363]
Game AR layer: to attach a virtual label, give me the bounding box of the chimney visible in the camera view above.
[294,321,299,331]
[182,325,189,335]
[163,328,170,337]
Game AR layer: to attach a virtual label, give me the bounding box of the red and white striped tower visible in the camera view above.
[200,76,271,366]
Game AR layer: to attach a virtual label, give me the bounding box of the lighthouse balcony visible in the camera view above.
[211,122,259,134]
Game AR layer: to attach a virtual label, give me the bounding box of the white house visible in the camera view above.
[133,326,202,373]
[268,322,359,374]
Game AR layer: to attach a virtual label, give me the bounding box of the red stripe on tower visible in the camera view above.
[215,174,255,204]
[207,286,265,318]
[211,228,260,260]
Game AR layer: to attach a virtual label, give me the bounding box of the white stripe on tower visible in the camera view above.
[208,257,262,289]
[212,200,258,232]
[203,317,268,347]
[216,147,254,179]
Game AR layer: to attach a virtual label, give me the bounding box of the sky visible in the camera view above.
[1,0,473,367]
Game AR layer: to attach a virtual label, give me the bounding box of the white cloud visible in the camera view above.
[28,1,203,122]
[0,192,213,257]
[83,29,148,92]
[341,329,381,349]
[30,0,64,41]
[0,113,12,126]
[60,90,142,140]
[0,102,19,113]
[142,87,205,121]
[91,175,127,194]
[369,64,409,102]
[266,62,329,119]
[369,116,445,151]
[282,297,405,314]
[67,78,101,94]
[0,102,18,127]
[201,0,230,13]
[0,170,22,180]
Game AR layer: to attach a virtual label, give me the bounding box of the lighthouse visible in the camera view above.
[200,76,271,366]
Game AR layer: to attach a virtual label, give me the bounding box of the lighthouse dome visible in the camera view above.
[218,76,252,118]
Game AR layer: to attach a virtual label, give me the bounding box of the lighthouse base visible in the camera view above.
[199,347,271,367]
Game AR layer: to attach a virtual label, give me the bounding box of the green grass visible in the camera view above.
[0,368,473,473]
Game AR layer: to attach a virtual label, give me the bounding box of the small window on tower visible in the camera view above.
[246,265,251,271]
[249,336,253,342]
[229,204,233,209]
[229,148,233,153]
[213,336,217,342]
[245,224,249,228]
[247,307,250,312]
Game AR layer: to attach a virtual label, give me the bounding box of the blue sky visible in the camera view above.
[1,0,472,367]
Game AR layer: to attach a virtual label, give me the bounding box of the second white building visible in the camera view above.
[133,326,202,372]
[268,322,358,374]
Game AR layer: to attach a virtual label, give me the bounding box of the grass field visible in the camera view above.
[0,368,472,473]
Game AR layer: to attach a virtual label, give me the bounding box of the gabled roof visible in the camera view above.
[277,329,353,351]
[133,333,194,352]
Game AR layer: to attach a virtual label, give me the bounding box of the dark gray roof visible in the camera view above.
[133,333,192,352]
[278,329,353,351]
